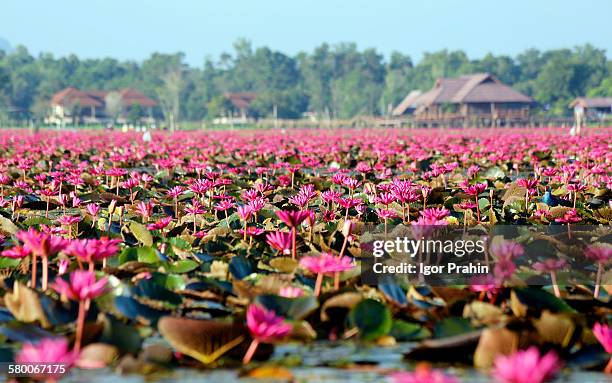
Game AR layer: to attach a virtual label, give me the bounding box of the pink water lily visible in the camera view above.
[585,244,612,298]
[279,286,304,298]
[16,228,68,291]
[593,323,612,373]
[299,253,355,296]
[64,237,121,270]
[533,258,567,297]
[266,231,292,255]
[492,347,560,383]
[390,364,458,383]
[52,271,108,352]
[242,304,292,364]
[16,337,78,380]
[275,210,310,259]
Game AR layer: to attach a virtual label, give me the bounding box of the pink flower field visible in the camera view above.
[0,127,610,381]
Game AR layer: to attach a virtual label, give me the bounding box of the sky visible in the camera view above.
[1,0,611,66]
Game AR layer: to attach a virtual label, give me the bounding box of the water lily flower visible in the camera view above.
[275,209,310,227]
[135,200,155,222]
[390,363,458,383]
[470,274,500,301]
[1,245,30,259]
[242,304,292,364]
[52,271,108,352]
[299,253,355,296]
[275,210,310,259]
[16,337,78,380]
[533,259,567,297]
[492,347,560,383]
[64,238,121,270]
[16,228,68,290]
[147,216,173,234]
[585,244,612,298]
[279,286,304,298]
[86,203,100,227]
[58,258,69,275]
[593,323,612,373]
[462,181,487,223]
[489,240,524,260]
[266,231,292,256]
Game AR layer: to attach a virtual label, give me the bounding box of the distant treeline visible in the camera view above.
[0,40,610,121]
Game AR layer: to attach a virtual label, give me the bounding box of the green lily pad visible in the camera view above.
[433,317,474,338]
[390,320,431,341]
[167,259,199,274]
[130,221,153,247]
[511,287,576,315]
[348,299,392,341]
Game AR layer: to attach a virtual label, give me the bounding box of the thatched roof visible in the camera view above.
[414,73,532,107]
[224,92,256,110]
[391,90,422,116]
[50,88,157,108]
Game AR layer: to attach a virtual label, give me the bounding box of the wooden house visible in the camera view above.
[402,73,533,127]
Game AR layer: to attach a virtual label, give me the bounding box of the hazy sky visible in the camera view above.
[2,0,611,65]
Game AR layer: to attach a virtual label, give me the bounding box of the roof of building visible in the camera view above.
[569,97,612,109]
[50,87,104,108]
[414,73,533,107]
[224,92,256,110]
[50,87,157,108]
[391,90,423,116]
[116,89,158,107]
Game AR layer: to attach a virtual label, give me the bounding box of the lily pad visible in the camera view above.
[348,299,392,341]
[129,222,153,247]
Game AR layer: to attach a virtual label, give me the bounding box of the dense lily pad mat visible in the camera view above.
[0,128,609,382]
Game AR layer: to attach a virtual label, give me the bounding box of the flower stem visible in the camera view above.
[594,262,603,298]
[242,339,260,365]
[314,273,323,296]
[41,255,48,291]
[550,271,560,298]
[31,253,38,289]
[291,227,297,260]
[74,300,87,353]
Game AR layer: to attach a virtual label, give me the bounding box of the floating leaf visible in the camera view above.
[0,216,18,235]
[129,222,153,247]
[321,292,362,321]
[269,257,298,273]
[474,327,519,368]
[348,299,392,341]
[130,278,182,306]
[4,282,50,328]
[0,258,21,268]
[433,317,474,339]
[158,317,249,364]
[114,296,168,326]
[379,282,408,306]
[390,320,431,341]
[511,287,575,316]
[229,255,253,280]
[136,246,158,264]
[167,259,199,274]
[533,310,576,347]
[0,322,56,342]
[99,315,143,354]
[463,301,504,326]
